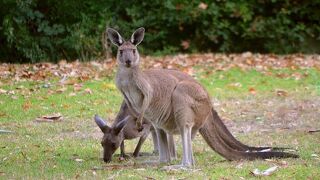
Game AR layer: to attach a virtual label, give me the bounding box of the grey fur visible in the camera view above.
[107,27,298,168]
[94,102,176,163]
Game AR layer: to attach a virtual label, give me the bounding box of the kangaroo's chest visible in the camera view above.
[116,77,143,112]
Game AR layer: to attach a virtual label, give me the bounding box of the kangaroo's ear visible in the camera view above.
[107,28,124,47]
[114,116,131,135]
[94,114,110,133]
[131,27,145,46]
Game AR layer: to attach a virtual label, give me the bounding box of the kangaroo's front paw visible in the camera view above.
[136,121,143,132]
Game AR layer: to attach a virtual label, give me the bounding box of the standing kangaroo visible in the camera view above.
[107,27,298,168]
[95,101,176,163]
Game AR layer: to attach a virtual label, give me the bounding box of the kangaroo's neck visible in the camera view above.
[116,66,143,80]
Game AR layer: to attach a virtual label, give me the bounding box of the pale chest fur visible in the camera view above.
[115,70,143,114]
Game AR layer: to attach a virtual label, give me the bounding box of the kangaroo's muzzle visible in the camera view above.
[125,60,131,67]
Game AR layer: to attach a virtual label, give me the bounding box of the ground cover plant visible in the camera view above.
[0,53,320,179]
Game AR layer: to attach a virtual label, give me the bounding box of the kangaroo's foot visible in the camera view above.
[152,150,159,155]
[134,152,155,157]
[132,151,140,157]
[160,164,193,171]
[119,153,130,161]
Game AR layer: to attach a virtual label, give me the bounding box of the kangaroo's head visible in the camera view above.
[94,114,127,163]
[107,27,145,68]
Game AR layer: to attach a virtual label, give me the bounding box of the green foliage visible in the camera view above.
[1,0,320,62]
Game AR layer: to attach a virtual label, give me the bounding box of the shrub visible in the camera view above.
[0,0,319,62]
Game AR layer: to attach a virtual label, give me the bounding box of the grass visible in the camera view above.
[1,67,320,179]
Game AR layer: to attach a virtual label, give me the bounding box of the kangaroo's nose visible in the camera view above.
[125,60,131,67]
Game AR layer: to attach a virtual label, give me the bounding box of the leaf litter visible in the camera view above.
[1,53,319,83]
[251,166,278,176]
[35,113,63,123]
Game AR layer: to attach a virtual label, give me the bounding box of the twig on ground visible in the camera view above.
[0,130,13,134]
[308,129,320,133]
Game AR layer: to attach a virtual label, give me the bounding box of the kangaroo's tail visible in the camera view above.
[199,109,299,160]
[210,109,289,152]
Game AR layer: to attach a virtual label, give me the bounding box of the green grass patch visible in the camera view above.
[198,68,320,99]
[1,68,319,179]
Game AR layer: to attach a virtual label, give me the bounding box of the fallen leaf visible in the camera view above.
[265,159,288,167]
[22,101,32,111]
[276,90,288,97]
[42,83,51,88]
[0,89,7,94]
[56,87,67,93]
[92,171,97,176]
[236,162,244,169]
[136,168,146,171]
[61,78,78,85]
[35,113,63,122]
[7,90,15,95]
[251,166,278,176]
[182,67,195,76]
[0,112,7,117]
[228,82,242,88]
[198,2,208,10]
[11,96,18,100]
[84,88,93,94]
[69,92,77,97]
[102,83,116,90]
[73,84,82,91]
[59,75,68,84]
[249,87,256,95]
[181,40,190,50]
[63,104,71,109]
[75,158,84,162]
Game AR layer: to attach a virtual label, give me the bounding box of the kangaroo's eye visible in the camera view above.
[119,50,123,55]
[132,49,136,54]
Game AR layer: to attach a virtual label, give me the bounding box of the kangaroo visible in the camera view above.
[106,27,298,168]
[95,101,176,163]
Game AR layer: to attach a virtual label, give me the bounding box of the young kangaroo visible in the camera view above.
[95,102,176,163]
[107,27,298,168]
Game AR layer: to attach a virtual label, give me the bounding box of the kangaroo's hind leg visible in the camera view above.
[167,133,177,160]
[151,127,159,155]
[156,128,171,163]
[172,91,196,167]
[165,81,211,169]
[180,125,194,166]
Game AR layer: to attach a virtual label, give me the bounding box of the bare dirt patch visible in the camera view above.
[214,96,320,134]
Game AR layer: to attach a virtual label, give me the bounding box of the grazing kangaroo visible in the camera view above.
[106,27,298,168]
[95,102,176,163]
